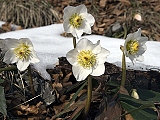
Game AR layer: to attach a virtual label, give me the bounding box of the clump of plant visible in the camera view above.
[0,0,60,28]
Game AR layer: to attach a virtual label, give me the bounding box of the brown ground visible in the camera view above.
[0,0,160,120]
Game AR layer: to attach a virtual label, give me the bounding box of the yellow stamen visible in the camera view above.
[14,43,31,60]
[69,13,83,28]
[126,40,139,55]
[77,50,96,69]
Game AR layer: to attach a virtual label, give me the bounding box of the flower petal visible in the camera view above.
[17,60,30,71]
[63,6,75,20]
[137,44,147,55]
[5,39,20,48]
[133,28,141,40]
[91,41,101,54]
[96,48,110,64]
[136,55,144,62]
[137,37,148,45]
[85,13,95,26]
[30,54,40,63]
[125,33,134,41]
[63,20,72,33]
[75,4,87,14]
[3,50,12,63]
[72,65,92,81]
[91,64,105,76]
[76,38,94,51]
[81,21,92,34]
[75,29,84,38]
[66,49,79,65]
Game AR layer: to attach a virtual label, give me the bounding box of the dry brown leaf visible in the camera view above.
[154,4,160,12]
[19,102,43,115]
[2,22,12,32]
[62,72,72,83]
[125,113,134,120]
[113,9,124,16]
[51,91,100,120]
[15,26,23,30]
[154,34,160,41]
[95,100,122,120]
[119,86,129,95]
[99,0,107,8]
[119,0,131,6]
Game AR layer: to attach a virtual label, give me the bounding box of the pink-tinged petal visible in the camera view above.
[76,38,94,51]
[91,64,105,76]
[136,55,144,62]
[66,49,79,65]
[17,60,30,71]
[133,28,141,40]
[96,48,110,64]
[63,6,75,19]
[75,4,87,14]
[72,65,92,81]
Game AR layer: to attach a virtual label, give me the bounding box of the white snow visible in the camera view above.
[0,21,160,80]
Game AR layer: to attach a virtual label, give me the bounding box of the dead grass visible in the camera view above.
[0,0,60,28]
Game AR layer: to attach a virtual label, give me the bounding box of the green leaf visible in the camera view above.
[0,79,4,84]
[120,101,157,120]
[118,89,160,120]
[0,86,7,116]
[137,89,160,101]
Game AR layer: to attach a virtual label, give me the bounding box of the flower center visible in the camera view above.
[69,13,83,28]
[77,50,96,69]
[14,43,31,60]
[126,40,139,55]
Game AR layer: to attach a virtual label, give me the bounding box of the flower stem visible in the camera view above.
[120,46,126,87]
[28,65,36,97]
[83,75,92,119]
[73,37,76,48]
[0,66,17,73]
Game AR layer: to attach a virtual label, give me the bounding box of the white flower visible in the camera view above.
[66,38,110,81]
[63,4,95,38]
[124,28,148,64]
[131,89,139,99]
[3,38,40,71]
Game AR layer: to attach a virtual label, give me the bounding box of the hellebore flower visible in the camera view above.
[124,28,148,64]
[63,4,95,38]
[3,38,40,71]
[66,38,110,81]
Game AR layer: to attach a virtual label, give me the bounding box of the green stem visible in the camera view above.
[73,37,76,48]
[120,46,126,87]
[0,66,17,73]
[28,65,35,97]
[123,25,127,39]
[83,75,92,119]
